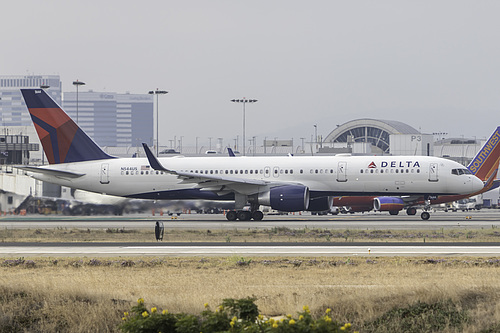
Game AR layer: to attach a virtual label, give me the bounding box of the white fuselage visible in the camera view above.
[29,155,483,200]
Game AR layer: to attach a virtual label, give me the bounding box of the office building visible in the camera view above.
[0,75,62,126]
[63,91,154,147]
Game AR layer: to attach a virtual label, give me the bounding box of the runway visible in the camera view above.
[1,241,500,257]
[1,210,500,230]
[1,211,500,257]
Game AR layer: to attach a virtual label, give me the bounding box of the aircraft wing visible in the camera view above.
[16,166,85,178]
[142,143,295,195]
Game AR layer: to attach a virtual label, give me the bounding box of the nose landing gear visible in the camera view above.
[420,211,431,220]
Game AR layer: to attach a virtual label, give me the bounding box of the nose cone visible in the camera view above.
[471,176,484,193]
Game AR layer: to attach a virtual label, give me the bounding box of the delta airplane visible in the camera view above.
[19,89,484,221]
[325,127,500,216]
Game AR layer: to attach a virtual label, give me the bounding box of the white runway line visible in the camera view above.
[2,245,500,257]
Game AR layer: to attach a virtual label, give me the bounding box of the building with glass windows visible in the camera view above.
[323,119,422,154]
[0,75,62,126]
[62,91,154,148]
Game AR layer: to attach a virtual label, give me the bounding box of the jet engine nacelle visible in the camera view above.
[258,185,310,212]
[307,196,334,212]
[373,197,405,211]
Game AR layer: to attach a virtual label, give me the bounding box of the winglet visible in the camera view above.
[227,147,236,157]
[467,127,500,181]
[142,143,168,172]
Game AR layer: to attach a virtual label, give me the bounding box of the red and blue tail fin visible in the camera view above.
[21,89,114,164]
[467,127,500,181]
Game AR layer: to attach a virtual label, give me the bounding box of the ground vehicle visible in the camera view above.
[452,195,483,211]
[159,149,180,155]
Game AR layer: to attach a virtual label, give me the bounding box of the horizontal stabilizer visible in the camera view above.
[17,166,85,178]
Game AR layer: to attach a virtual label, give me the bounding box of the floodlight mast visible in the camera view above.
[230,98,258,156]
[148,89,169,156]
[72,80,86,124]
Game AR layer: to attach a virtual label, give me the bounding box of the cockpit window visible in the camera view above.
[452,168,472,175]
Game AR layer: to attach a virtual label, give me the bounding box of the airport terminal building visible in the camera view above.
[318,118,484,166]
[320,118,432,156]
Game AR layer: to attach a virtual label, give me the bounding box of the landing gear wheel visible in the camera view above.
[226,210,237,221]
[237,211,252,221]
[389,210,399,216]
[406,207,417,216]
[421,211,430,220]
[252,211,264,221]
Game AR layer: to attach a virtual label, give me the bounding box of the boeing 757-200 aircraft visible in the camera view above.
[19,89,484,221]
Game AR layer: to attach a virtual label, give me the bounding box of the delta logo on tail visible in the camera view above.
[20,89,113,164]
[468,127,500,181]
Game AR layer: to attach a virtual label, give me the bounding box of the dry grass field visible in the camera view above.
[2,256,500,332]
[2,226,500,331]
[2,225,500,243]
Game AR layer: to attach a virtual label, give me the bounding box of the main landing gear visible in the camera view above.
[406,206,431,220]
[406,207,417,216]
[226,210,264,221]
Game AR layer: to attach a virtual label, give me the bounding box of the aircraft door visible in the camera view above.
[100,163,110,184]
[337,161,347,182]
[428,163,438,182]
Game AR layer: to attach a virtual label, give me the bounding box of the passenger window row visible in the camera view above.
[360,169,421,174]
[309,169,335,174]
[121,170,164,175]
[120,168,343,176]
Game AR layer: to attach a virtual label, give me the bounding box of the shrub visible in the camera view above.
[119,298,353,333]
[221,297,259,322]
[362,300,468,332]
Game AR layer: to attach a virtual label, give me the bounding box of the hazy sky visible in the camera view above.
[2,1,500,148]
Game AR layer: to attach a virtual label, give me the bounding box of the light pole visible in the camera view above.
[72,80,85,124]
[231,98,257,156]
[314,124,318,152]
[148,89,168,156]
[252,136,256,156]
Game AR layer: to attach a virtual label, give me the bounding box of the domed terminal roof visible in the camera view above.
[323,119,420,154]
